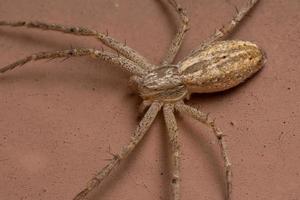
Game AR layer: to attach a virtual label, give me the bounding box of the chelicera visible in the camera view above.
[0,0,265,200]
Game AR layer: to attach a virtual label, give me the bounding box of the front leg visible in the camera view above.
[188,0,259,58]
[162,0,189,65]
[0,21,155,70]
[0,48,146,76]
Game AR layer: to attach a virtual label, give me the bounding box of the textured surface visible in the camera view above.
[0,0,299,200]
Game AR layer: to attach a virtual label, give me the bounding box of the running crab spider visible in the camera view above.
[0,0,265,200]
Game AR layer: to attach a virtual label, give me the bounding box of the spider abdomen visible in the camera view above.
[179,40,266,93]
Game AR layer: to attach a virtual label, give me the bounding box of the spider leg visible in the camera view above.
[174,101,232,200]
[189,0,259,57]
[162,0,189,65]
[73,101,162,200]
[0,21,155,70]
[0,48,146,76]
[163,103,181,200]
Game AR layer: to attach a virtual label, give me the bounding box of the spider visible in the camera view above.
[0,0,265,200]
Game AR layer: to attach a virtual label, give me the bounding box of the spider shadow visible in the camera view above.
[0,58,128,91]
[0,28,74,50]
[154,0,178,33]
[176,114,227,198]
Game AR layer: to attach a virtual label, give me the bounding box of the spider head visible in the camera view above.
[129,65,188,102]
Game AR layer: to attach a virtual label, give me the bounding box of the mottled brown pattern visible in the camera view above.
[180,40,265,93]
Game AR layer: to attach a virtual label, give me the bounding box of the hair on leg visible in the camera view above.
[0,48,146,76]
[187,0,259,58]
[0,21,155,70]
[175,102,232,200]
[162,0,189,65]
[163,103,180,200]
[73,101,162,200]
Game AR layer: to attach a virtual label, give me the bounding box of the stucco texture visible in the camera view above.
[0,0,299,200]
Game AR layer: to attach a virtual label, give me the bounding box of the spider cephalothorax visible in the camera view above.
[131,66,188,102]
[0,1,264,200]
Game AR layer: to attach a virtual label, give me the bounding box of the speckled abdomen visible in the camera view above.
[179,40,266,93]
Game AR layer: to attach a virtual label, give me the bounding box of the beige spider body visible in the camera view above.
[180,40,265,94]
[133,40,265,102]
[0,1,264,200]
[130,66,187,102]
